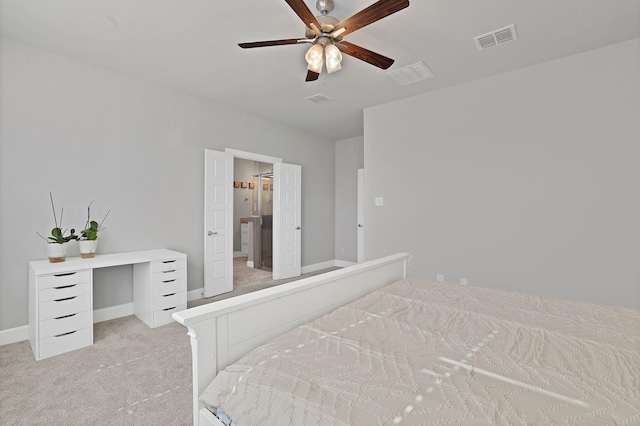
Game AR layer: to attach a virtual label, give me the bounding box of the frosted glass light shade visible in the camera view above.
[305,44,324,73]
[325,44,342,74]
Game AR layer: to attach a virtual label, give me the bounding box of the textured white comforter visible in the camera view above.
[201,279,640,425]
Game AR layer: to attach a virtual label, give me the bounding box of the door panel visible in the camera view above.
[204,150,233,297]
[273,163,301,280]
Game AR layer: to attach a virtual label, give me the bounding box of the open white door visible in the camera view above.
[273,163,301,280]
[204,149,233,297]
[357,169,365,263]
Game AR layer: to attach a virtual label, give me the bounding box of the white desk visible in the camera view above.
[28,249,187,360]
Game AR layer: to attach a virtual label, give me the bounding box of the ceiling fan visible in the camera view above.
[239,0,410,82]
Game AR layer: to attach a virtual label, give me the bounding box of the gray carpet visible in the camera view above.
[1,260,340,425]
[0,316,192,426]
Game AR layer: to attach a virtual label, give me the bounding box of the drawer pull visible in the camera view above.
[54,296,77,302]
[55,330,77,337]
[162,260,176,264]
[162,279,176,283]
[162,293,176,297]
[54,272,77,277]
[162,269,177,274]
[55,313,77,320]
[162,306,177,311]
[54,284,77,290]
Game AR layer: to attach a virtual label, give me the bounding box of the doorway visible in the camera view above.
[233,158,273,271]
[203,149,302,298]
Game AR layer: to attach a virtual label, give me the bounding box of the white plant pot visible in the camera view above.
[46,243,67,263]
[78,240,98,258]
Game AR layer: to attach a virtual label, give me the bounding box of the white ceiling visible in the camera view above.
[2,0,639,141]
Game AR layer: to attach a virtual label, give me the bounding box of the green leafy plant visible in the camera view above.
[37,193,78,244]
[80,200,109,241]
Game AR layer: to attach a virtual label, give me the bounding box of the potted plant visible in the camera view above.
[78,200,109,258]
[37,193,78,263]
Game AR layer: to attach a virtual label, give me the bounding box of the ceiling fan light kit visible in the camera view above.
[239,0,410,81]
[305,43,324,73]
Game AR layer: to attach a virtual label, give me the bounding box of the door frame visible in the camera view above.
[226,149,282,168]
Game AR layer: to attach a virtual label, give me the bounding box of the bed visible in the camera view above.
[173,253,640,425]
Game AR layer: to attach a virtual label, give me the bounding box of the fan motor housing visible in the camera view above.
[305,14,339,38]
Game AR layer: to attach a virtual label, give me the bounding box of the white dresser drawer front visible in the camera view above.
[39,294,91,321]
[154,292,186,311]
[153,304,186,327]
[39,282,90,302]
[154,278,185,297]
[38,270,91,290]
[154,268,185,283]
[39,327,92,359]
[39,311,92,339]
[152,259,186,273]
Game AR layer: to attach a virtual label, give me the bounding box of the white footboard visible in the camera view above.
[173,252,411,425]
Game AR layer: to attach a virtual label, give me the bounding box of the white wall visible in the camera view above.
[0,37,335,331]
[334,136,364,262]
[364,38,640,309]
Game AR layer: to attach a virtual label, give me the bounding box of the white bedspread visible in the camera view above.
[201,279,640,425]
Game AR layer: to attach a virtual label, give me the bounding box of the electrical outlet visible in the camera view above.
[374,197,384,206]
[340,247,345,254]
[436,274,444,283]
[460,278,468,285]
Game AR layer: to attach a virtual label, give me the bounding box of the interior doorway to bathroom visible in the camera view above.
[233,158,273,272]
[204,148,302,298]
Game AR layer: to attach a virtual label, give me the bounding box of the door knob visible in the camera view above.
[296,226,301,230]
[358,224,364,228]
[208,231,218,236]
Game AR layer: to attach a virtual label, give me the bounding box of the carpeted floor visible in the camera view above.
[0,316,192,426]
[0,259,339,425]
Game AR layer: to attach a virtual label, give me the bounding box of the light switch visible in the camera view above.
[375,197,384,206]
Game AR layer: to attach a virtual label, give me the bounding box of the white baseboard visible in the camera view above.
[188,288,204,302]
[0,325,28,346]
[301,260,337,274]
[334,260,357,268]
[93,303,134,323]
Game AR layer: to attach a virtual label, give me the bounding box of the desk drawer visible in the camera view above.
[39,311,92,339]
[39,282,90,302]
[154,268,185,284]
[154,292,186,311]
[153,304,186,327]
[39,294,91,321]
[39,327,91,359]
[38,270,91,290]
[154,278,185,298]
[153,259,186,273]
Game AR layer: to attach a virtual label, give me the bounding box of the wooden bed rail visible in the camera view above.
[173,252,411,425]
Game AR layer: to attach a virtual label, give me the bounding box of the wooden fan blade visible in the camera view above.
[285,0,321,29]
[334,0,409,36]
[339,41,394,69]
[306,70,320,82]
[239,38,306,48]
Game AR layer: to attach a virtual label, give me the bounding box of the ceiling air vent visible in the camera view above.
[474,24,517,51]
[387,62,434,86]
[305,94,333,104]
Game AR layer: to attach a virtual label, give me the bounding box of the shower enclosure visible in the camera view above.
[252,171,273,270]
